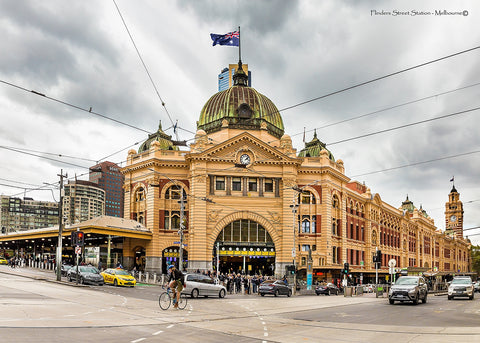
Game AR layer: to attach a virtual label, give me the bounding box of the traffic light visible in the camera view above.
[343,262,349,274]
[286,265,296,275]
[71,231,85,246]
[373,250,382,268]
[77,231,84,246]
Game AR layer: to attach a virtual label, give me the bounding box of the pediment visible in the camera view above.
[189,132,297,165]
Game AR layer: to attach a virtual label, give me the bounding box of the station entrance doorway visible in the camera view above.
[214,219,275,276]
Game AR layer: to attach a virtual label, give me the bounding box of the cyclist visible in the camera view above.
[166,264,184,308]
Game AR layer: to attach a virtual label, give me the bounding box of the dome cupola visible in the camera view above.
[197,61,284,139]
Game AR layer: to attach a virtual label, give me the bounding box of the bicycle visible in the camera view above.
[159,286,187,310]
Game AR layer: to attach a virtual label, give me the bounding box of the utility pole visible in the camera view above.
[178,190,185,272]
[55,169,67,281]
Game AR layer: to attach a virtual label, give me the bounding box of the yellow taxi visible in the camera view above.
[0,257,8,265]
[101,268,136,287]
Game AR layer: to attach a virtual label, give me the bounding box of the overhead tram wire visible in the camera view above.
[112,0,178,140]
[0,79,151,134]
[262,45,480,121]
[350,149,480,178]
[327,106,480,146]
[0,145,97,163]
[290,80,480,139]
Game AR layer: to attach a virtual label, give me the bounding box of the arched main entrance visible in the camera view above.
[214,219,275,276]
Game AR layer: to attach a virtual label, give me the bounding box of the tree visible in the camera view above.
[471,245,480,275]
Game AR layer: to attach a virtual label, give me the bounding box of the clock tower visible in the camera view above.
[445,184,464,238]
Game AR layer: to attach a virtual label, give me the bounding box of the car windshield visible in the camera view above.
[451,278,471,285]
[115,270,131,276]
[395,277,418,285]
[80,267,99,273]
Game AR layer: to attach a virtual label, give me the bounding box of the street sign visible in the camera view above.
[388,259,396,267]
[75,246,81,255]
[292,248,296,257]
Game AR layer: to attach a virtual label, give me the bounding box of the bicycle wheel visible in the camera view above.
[177,294,187,310]
[159,292,171,310]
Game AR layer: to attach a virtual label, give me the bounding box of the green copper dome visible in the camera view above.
[197,62,284,139]
[298,130,335,161]
[138,121,179,153]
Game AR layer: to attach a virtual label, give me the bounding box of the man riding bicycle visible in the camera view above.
[166,264,184,308]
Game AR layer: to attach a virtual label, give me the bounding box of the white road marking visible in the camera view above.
[152,330,163,335]
[131,338,146,343]
[167,324,174,329]
[264,332,268,337]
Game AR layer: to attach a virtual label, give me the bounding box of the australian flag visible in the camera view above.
[210,31,239,46]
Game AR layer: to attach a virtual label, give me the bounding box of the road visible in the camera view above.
[1,266,479,343]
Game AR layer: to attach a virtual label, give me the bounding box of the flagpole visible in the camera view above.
[238,26,241,62]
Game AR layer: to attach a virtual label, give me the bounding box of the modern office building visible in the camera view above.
[0,195,59,232]
[121,61,471,279]
[89,161,124,218]
[62,180,105,225]
[218,63,251,91]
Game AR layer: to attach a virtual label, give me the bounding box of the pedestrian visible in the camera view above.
[98,260,103,271]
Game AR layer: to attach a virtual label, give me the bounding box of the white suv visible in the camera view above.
[448,276,474,300]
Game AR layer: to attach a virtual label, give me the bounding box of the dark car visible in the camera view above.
[57,264,73,276]
[315,283,340,296]
[388,276,428,305]
[67,266,104,285]
[259,280,292,297]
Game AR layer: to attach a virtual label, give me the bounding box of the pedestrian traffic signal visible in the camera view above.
[343,262,349,274]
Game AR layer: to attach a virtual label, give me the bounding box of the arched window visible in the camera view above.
[135,187,145,201]
[165,185,186,199]
[298,191,316,204]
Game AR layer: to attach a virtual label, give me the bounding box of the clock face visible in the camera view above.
[240,154,251,165]
[450,215,457,222]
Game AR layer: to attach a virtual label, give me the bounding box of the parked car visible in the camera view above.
[315,283,340,296]
[56,264,73,276]
[448,276,474,300]
[0,257,8,265]
[182,273,226,298]
[101,268,136,287]
[67,266,104,286]
[388,276,428,305]
[259,280,292,297]
[474,281,480,293]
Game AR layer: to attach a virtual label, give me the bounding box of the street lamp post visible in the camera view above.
[290,200,298,295]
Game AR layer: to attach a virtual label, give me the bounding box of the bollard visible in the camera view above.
[153,273,157,284]
[146,272,149,283]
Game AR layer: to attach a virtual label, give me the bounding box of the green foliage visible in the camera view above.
[472,245,480,275]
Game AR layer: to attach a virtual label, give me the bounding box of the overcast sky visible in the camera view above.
[1,0,479,244]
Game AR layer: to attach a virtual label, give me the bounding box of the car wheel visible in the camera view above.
[335,290,338,295]
[422,294,427,304]
[389,299,395,305]
[327,290,331,296]
[113,279,118,287]
[260,293,265,296]
[448,295,452,300]
[316,292,320,296]
[287,290,292,297]
[413,295,419,305]
[219,289,226,298]
[191,289,199,298]
[274,289,279,297]
[469,294,474,300]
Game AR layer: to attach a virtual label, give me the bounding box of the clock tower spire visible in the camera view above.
[445,184,464,238]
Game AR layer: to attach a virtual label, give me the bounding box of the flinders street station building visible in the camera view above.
[121,61,471,281]
[0,61,471,283]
